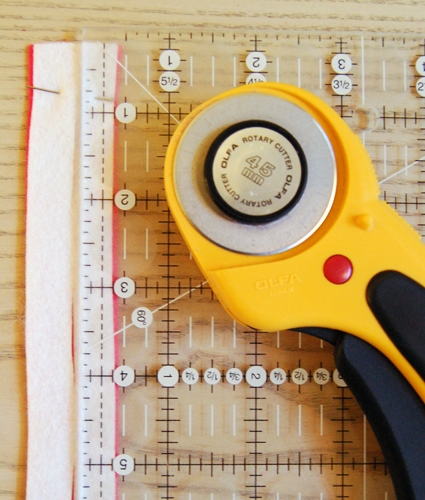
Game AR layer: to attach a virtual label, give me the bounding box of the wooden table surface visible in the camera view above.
[0,0,424,498]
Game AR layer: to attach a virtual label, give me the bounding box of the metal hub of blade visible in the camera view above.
[204,119,307,224]
[173,91,337,255]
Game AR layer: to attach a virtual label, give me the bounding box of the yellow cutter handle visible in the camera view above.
[164,83,425,499]
[206,193,425,403]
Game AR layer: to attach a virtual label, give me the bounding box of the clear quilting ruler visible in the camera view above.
[75,28,425,500]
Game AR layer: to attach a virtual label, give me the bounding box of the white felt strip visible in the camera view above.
[25,42,80,500]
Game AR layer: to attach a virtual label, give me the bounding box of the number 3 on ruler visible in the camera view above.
[114,277,135,298]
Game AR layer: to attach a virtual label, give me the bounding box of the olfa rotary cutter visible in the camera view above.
[164,83,425,500]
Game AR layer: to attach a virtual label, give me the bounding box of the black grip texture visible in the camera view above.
[334,333,425,500]
[300,269,425,500]
[367,270,425,382]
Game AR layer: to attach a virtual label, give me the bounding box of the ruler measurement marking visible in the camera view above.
[379,154,425,184]
[158,83,182,499]
[86,455,385,469]
[276,404,280,437]
[404,60,408,91]
[122,404,126,437]
[88,281,208,350]
[210,404,214,436]
[123,140,127,172]
[211,316,215,347]
[382,60,386,91]
[319,57,323,89]
[298,405,302,437]
[333,388,354,497]
[122,228,127,260]
[100,42,180,124]
[122,315,126,347]
[297,58,301,87]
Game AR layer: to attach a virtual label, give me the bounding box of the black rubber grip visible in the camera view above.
[299,327,425,500]
[335,333,425,500]
[367,270,425,381]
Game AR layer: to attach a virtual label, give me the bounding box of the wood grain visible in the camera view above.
[1,1,424,498]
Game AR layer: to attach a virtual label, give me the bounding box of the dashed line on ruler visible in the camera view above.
[122,315,126,347]
[404,60,408,92]
[298,404,302,436]
[211,316,215,348]
[211,404,214,436]
[297,58,301,87]
[382,60,386,91]
[124,140,127,172]
[212,56,215,87]
[122,404,126,436]
[276,404,280,437]
[383,144,387,176]
[123,228,127,259]
[319,58,323,89]
[122,316,127,347]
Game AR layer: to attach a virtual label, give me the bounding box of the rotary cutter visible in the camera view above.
[164,83,425,499]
